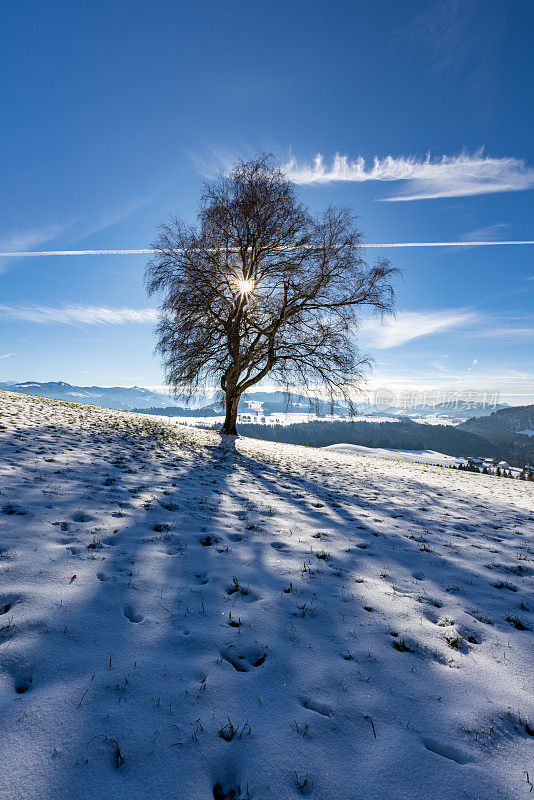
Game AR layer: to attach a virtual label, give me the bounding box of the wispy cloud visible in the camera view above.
[429,355,451,373]
[449,223,512,254]
[283,150,534,201]
[0,188,162,272]
[361,308,534,349]
[0,223,71,273]
[365,365,534,402]
[189,144,238,178]
[79,189,163,239]
[471,326,534,339]
[361,309,478,348]
[0,352,15,359]
[0,305,158,325]
[404,0,502,73]
[0,223,71,253]
[466,358,479,372]
[461,223,510,241]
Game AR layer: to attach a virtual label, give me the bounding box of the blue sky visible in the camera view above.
[1,0,533,403]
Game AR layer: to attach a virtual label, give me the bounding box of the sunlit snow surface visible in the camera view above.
[325,443,460,465]
[0,390,532,800]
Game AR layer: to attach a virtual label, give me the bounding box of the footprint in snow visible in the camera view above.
[421,737,471,765]
[467,609,493,626]
[491,580,518,592]
[123,605,143,623]
[418,596,443,609]
[0,595,21,615]
[97,572,110,582]
[213,781,248,800]
[300,697,332,717]
[72,512,95,523]
[12,668,34,695]
[200,535,220,547]
[221,644,267,672]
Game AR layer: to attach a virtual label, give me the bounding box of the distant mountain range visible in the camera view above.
[1,381,531,466]
[387,401,509,421]
[133,391,509,422]
[0,381,178,411]
[0,382,512,423]
[133,391,357,417]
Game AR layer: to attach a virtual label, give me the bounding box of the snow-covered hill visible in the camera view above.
[0,390,532,800]
[0,381,177,410]
[324,443,460,466]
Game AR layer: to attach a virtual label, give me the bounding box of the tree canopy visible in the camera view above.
[146,156,398,434]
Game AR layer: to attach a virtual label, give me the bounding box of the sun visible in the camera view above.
[236,277,254,295]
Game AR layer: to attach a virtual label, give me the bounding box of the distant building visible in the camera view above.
[466,457,484,468]
[243,400,263,412]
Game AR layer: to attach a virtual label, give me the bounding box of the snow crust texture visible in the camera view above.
[0,390,532,800]
[324,443,459,465]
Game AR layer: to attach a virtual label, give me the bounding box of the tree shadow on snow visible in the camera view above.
[0,413,531,800]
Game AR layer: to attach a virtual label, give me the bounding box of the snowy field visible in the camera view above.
[0,390,533,800]
[324,443,460,466]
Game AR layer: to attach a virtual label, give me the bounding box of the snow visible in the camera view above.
[409,414,468,426]
[519,429,534,437]
[0,389,533,800]
[139,412,400,428]
[325,443,460,466]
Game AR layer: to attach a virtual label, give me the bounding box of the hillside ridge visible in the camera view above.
[0,390,532,800]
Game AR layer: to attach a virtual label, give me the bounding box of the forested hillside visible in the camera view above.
[461,404,534,435]
[460,405,534,465]
[132,404,221,417]
[237,419,503,460]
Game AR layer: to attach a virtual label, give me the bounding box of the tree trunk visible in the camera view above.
[221,388,240,435]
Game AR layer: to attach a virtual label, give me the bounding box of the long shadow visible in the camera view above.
[0,413,206,798]
[163,433,534,798]
[203,435,534,787]
[0,408,532,800]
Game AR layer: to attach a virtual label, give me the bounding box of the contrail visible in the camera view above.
[1,241,534,258]
[0,249,155,257]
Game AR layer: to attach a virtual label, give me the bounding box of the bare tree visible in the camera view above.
[145,156,398,435]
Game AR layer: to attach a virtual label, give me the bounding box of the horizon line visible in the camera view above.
[2,241,534,258]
